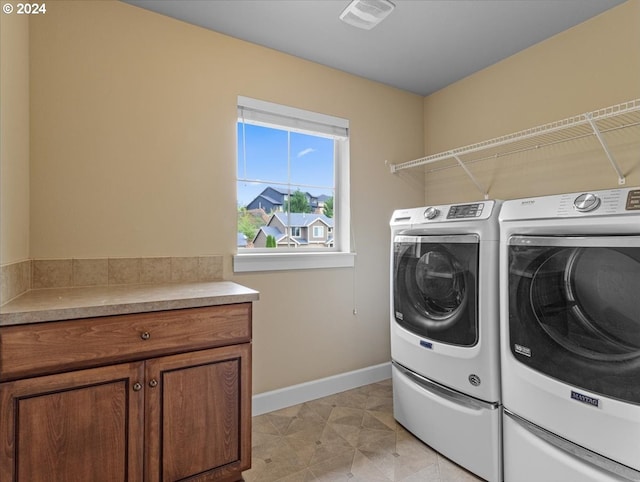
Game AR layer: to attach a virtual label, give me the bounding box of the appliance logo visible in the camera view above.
[521,200,536,206]
[420,340,433,349]
[514,344,532,357]
[571,391,600,408]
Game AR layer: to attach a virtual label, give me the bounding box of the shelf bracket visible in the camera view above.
[585,113,626,185]
[452,153,489,199]
[386,159,397,173]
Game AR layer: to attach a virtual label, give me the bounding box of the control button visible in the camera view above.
[424,207,439,219]
[627,190,640,211]
[574,193,601,212]
[468,374,481,387]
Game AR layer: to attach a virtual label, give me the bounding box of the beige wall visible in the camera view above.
[0,12,30,265]
[423,0,640,204]
[26,1,425,393]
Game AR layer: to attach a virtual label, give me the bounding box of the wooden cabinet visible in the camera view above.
[0,303,252,482]
[145,344,250,482]
[0,362,145,482]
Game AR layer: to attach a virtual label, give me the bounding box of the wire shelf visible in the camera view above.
[389,99,640,197]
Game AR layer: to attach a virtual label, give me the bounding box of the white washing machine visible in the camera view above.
[390,200,502,482]
[499,187,640,482]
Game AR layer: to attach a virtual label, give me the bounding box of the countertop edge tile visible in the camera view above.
[0,281,259,326]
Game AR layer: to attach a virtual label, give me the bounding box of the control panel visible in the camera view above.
[390,200,497,227]
[559,188,627,216]
[627,189,640,210]
[562,189,640,216]
[499,187,640,221]
[572,190,640,212]
[447,203,484,219]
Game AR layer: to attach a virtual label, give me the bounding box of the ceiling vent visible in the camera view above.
[339,0,396,30]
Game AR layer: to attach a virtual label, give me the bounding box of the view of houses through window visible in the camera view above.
[237,123,336,250]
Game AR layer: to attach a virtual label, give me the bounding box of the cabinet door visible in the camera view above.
[145,343,251,482]
[0,362,145,482]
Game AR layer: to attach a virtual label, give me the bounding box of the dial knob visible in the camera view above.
[574,193,601,212]
[424,207,439,220]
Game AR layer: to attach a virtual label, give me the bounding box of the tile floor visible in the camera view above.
[245,379,483,481]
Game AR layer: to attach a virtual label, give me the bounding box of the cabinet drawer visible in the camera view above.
[0,304,251,380]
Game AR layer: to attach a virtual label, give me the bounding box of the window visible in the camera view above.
[234,96,353,272]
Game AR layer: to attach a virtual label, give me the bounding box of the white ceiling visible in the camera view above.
[124,0,624,96]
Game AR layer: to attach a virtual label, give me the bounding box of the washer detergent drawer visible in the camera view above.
[503,410,640,482]
[392,363,501,482]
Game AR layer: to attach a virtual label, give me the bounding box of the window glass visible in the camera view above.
[237,103,344,252]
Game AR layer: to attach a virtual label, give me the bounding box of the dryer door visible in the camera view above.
[508,235,640,404]
[393,235,479,346]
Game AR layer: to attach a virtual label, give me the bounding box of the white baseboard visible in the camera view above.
[252,362,391,416]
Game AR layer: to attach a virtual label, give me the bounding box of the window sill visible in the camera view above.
[233,251,355,273]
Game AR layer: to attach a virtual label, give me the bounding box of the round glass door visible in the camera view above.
[529,247,640,361]
[413,249,468,326]
[394,237,478,346]
[509,237,640,404]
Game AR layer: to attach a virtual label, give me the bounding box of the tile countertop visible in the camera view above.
[0,281,260,327]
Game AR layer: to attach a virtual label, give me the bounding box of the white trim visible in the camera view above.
[334,139,350,252]
[252,362,392,416]
[238,95,349,139]
[234,251,355,272]
[235,97,352,271]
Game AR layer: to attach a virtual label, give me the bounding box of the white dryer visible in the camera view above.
[499,187,640,482]
[390,200,502,482]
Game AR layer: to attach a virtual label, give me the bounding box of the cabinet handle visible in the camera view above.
[149,379,158,388]
[140,331,151,340]
[133,382,143,392]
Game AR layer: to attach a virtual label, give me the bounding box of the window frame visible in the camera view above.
[233,96,354,272]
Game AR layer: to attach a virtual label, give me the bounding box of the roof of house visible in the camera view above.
[251,212,334,245]
[272,212,333,227]
[259,226,286,240]
[252,194,283,206]
[245,186,331,210]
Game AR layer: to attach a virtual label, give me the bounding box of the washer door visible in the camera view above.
[508,236,640,403]
[393,235,478,346]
